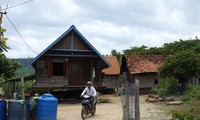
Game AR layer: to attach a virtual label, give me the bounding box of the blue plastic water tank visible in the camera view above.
[36,93,58,120]
[8,100,25,120]
[0,100,6,120]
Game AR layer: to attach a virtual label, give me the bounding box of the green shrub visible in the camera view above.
[24,81,33,93]
[152,78,180,96]
[185,86,200,101]
[171,86,200,120]
[172,108,200,120]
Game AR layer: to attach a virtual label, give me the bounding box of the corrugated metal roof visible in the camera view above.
[102,56,120,75]
[124,55,166,74]
[31,25,111,68]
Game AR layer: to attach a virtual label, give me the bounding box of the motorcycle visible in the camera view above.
[81,94,97,120]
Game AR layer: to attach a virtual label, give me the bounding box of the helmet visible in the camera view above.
[87,81,92,85]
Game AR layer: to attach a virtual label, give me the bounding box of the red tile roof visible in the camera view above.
[125,55,166,74]
[102,56,120,75]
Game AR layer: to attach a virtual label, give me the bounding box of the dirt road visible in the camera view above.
[57,95,172,120]
[57,95,122,120]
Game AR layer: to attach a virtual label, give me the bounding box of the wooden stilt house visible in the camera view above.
[31,25,111,91]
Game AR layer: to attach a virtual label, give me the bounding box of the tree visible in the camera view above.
[0,14,9,52]
[123,45,164,55]
[158,50,200,91]
[0,54,21,80]
[123,45,148,55]
[0,15,21,81]
[162,39,200,54]
[111,49,121,62]
[123,39,200,55]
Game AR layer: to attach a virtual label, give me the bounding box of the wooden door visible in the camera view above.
[69,61,91,86]
[69,62,83,85]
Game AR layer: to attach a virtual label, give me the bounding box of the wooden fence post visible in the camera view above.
[21,76,25,100]
[135,79,140,120]
[20,76,26,120]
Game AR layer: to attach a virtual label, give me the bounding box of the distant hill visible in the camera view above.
[12,58,35,77]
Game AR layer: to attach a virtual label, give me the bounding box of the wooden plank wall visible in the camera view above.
[133,73,159,88]
[104,75,119,88]
[36,57,68,87]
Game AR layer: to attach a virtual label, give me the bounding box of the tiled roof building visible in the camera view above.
[102,56,120,89]
[121,54,166,89]
[124,55,166,74]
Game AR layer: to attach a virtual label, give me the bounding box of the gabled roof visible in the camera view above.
[31,25,111,68]
[123,55,166,74]
[102,56,120,75]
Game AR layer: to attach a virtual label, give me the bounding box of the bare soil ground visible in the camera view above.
[57,95,173,120]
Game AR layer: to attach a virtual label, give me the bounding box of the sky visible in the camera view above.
[1,0,200,58]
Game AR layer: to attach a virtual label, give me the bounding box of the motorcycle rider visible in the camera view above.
[80,81,97,106]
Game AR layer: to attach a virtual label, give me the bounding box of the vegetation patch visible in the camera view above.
[170,86,200,120]
[24,81,34,93]
[172,108,200,120]
[184,86,200,101]
[151,78,180,96]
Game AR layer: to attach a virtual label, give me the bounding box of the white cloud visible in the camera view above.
[1,0,200,58]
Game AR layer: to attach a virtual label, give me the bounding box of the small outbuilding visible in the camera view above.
[102,56,120,89]
[121,55,166,88]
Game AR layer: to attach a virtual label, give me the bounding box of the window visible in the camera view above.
[53,62,63,76]
[154,79,158,84]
